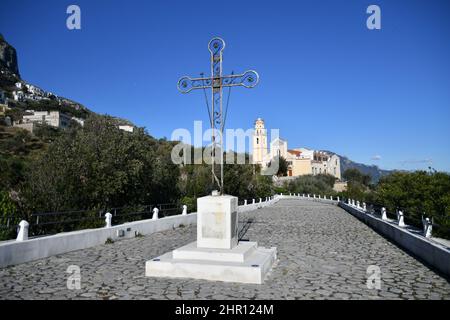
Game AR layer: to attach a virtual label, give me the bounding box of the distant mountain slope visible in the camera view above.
[319,150,392,183]
[339,154,392,183]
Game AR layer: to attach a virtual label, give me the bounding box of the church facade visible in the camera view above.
[251,118,341,180]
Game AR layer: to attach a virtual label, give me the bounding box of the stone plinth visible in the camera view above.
[146,241,277,284]
[145,193,277,284]
[197,195,238,249]
[173,241,256,262]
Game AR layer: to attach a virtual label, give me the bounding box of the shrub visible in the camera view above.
[180,195,196,213]
[0,191,19,240]
[286,174,336,196]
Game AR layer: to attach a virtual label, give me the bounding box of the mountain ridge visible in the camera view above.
[320,150,393,183]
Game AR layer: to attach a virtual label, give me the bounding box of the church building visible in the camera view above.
[251,118,341,180]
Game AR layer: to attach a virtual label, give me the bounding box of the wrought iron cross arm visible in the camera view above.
[221,70,259,88]
[177,76,212,93]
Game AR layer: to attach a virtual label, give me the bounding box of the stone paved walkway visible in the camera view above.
[0,199,449,300]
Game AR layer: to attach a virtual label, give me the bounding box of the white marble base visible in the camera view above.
[197,195,238,249]
[146,241,277,284]
[173,241,257,262]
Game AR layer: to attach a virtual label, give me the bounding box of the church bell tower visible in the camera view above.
[252,118,268,166]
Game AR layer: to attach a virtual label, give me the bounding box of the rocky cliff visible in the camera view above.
[0,34,92,120]
[0,34,20,76]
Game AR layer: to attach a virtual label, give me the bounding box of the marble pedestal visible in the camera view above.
[197,194,238,249]
[145,194,277,284]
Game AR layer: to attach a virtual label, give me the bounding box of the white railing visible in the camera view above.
[0,195,280,268]
[339,200,450,277]
[277,193,339,204]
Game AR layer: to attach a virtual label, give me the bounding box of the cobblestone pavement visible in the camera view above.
[1,199,449,300]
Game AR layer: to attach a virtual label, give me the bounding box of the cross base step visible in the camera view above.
[145,241,277,284]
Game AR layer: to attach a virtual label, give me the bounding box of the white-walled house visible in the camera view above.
[293,147,314,160]
[12,90,24,101]
[25,84,44,96]
[119,125,134,132]
[311,151,341,179]
[71,117,85,127]
[21,110,72,129]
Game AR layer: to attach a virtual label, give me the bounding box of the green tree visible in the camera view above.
[286,174,336,196]
[375,171,450,238]
[274,156,288,177]
[21,115,180,213]
[343,168,371,186]
[178,151,274,204]
[0,191,19,240]
[341,168,373,201]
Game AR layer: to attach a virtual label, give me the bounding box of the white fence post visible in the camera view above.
[16,220,29,241]
[422,216,433,238]
[337,196,340,202]
[397,210,406,227]
[356,201,360,209]
[182,205,187,216]
[105,212,112,228]
[252,199,255,204]
[381,207,387,220]
[362,203,367,212]
[244,199,247,206]
[152,207,159,220]
[425,223,433,238]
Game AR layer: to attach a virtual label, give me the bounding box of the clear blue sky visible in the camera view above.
[1,0,449,172]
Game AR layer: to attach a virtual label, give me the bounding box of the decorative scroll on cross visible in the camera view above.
[177,37,259,194]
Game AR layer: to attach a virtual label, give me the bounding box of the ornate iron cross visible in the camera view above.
[177,37,259,194]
